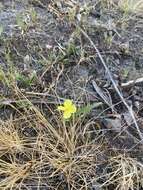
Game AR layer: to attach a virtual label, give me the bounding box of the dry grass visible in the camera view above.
[118,0,143,13]
[1,97,142,189]
[0,96,105,189]
[0,119,25,156]
[0,158,36,189]
[102,154,143,190]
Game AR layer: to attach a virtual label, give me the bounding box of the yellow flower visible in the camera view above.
[58,99,77,119]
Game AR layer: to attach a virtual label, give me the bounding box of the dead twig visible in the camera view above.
[92,80,113,109]
[121,77,143,88]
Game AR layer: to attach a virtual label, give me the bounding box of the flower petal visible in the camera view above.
[64,99,72,107]
[63,111,72,119]
[70,105,77,113]
[57,106,65,111]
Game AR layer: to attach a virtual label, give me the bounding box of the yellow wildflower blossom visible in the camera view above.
[58,99,77,119]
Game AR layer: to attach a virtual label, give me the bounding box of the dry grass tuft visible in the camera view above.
[118,0,143,14]
[0,119,24,156]
[0,100,105,189]
[103,154,143,190]
[0,94,143,189]
[0,158,36,189]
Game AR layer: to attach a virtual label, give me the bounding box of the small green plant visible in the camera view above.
[15,71,37,87]
[76,102,102,117]
[0,68,10,86]
[0,69,6,83]
[29,8,37,23]
[16,14,28,33]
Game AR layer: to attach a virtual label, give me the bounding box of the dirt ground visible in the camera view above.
[1,0,143,189]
